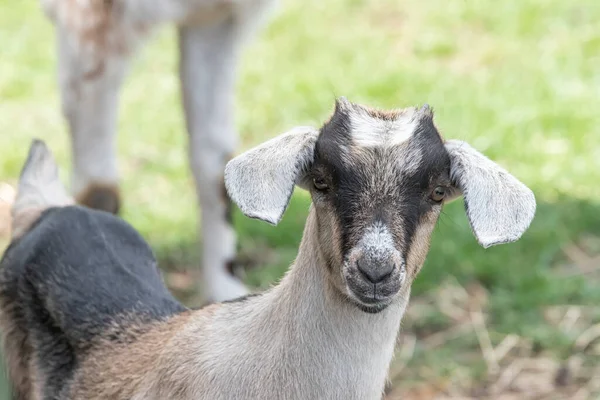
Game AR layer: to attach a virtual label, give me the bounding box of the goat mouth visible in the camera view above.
[345,288,393,313]
[343,268,400,313]
[354,299,390,314]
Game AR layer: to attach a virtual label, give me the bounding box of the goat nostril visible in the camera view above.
[356,259,394,284]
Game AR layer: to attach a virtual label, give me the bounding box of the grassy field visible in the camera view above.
[1,0,600,398]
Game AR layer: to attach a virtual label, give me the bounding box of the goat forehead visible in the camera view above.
[317,101,443,164]
[348,107,420,147]
[331,143,443,186]
[316,100,450,193]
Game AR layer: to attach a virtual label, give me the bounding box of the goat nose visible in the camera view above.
[356,257,395,284]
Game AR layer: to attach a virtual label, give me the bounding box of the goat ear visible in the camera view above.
[444,140,536,248]
[225,126,319,225]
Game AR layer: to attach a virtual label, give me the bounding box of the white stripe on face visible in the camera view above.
[349,108,418,147]
[359,222,396,261]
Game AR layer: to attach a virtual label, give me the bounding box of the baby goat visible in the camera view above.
[39,0,277,302]
[0,98,535,400]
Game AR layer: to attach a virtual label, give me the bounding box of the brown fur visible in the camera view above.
[0,300,34,400]
[363,106,410,121]
[65,0,145,53]
[313,203,347,293]
[0,103,535,399]
[10,208,47,241]
[405,211,439,278]
[43,0,150,79]
[364,103,434,123]
[0,184,15,239]
[67,310,198,399]
[67,0,112,45]
[325,98,421,124]
[76,184,121,214]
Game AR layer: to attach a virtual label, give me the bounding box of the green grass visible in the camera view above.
[1,0,600,396]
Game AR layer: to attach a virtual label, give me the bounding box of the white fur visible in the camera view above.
[399,142,423,175]
[359,222,396,261]
[226,111,536,249]
[12,141,74,239]
[136,212,409,400]
[445,140,536,248]
[179,18,255,301]
[9,120,537,399]
[224,126,319,225]
[58,35,127,196]
[9,140,406,399]
[349,108,418,147]
[129,107,536,397]
[43,0,277,302]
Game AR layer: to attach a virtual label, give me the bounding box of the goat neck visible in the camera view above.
[264,208,409,399]
[157,208,409,400]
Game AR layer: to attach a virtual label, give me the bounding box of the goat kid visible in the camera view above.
[40,0,277,302]
[0,98,536,400]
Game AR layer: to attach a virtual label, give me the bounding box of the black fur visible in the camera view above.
[312,103,451,263]
[0,206,185,398]
[398,114,451,256]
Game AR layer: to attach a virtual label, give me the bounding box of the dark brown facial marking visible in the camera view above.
[77,184,121,214]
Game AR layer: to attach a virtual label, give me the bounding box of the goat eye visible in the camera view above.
[313,177,328,191]
[430,186,446,202]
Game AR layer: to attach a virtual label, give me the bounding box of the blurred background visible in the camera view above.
[1,0,599,398]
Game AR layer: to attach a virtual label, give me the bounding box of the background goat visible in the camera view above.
[38,0,277,302]
[0,99,535,400]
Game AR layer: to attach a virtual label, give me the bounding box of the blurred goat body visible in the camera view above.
[0,100,536,400]
[38,0,276,303]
